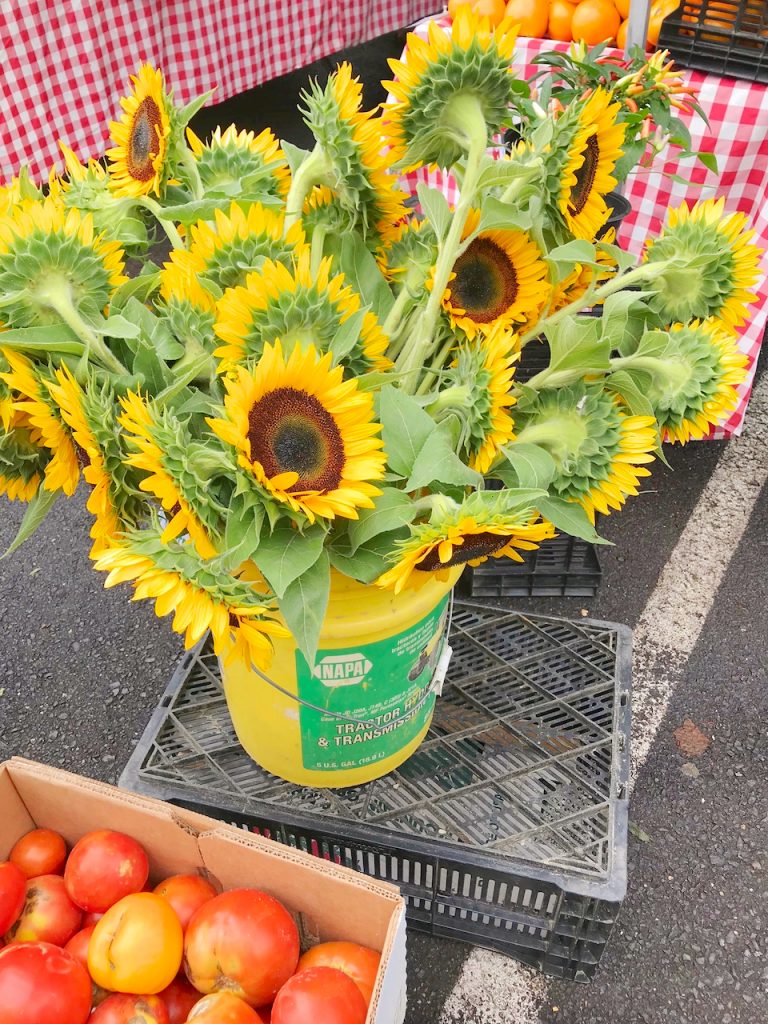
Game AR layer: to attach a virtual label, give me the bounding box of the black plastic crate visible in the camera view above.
[459,535,602,599]
[659,1,768,83]
[120,603,631,981]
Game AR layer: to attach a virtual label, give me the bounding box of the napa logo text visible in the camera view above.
[313,653,372,687]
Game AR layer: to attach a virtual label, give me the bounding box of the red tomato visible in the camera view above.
[187,992,264,1023]
[91,993,170,1024]
[9,829,67,878]
[0,942,92,1024]
[65,830,148,913]
[153,874,218,932]
[82,910,104,927]
[159,975,201,1024]
[4,874,82,946]
[64,925,95,969]
[256,1007,272,1024]
[89,892,183,995]
[185,889,299,1007]
[272,968,367,1024]
[297,941,381,1006]
[0,863,25,935]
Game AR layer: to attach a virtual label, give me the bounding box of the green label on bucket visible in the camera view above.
[295,596,450,771]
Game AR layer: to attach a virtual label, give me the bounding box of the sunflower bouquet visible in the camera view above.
[0,5,761,679]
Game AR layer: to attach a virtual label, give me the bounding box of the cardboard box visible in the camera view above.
[0,758,407,1024]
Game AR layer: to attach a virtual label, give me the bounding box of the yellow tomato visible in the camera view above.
[648,0,677,46]
[88,892,183,995]
[614,0,631,18]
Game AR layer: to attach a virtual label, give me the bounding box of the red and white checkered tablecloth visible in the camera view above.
[399,16,768,439]
[0,0,439,181]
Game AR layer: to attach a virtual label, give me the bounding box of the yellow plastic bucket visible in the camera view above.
[220,567,462,788]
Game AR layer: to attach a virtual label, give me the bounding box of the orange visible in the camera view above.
[614,0,631,18]
[448,0,506,24]
[548,0,577,41]
[617,17,628,48]
[448,0,507,25]
[504,0,550,37]
[571,0,621,44]
[648,0,678,46]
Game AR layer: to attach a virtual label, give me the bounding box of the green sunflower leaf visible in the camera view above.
[545,240,599,278]
[604,369,656,420]
[157,197,235,225]
[120,298,185,361]
[536,495,609,545]
[1,485,59,560]
[417,184,450,242]
[541,314,611,383]
[347,488,416,553]
[0,325,83,355]
[329,529,407,585]
[599,291,648,348]
[176,90,215,127]
[477,196,533,234]
[253,523,327,599]
[596,242,638,274]
[110,271,161,310]
[328,233,394,322]
[221,496,265,570]
[494,442,556,490]
[99,315,141,339]
[406,422,481,492]
[281,141,313,176]
[278,548,330,669]
[329,308,368,363]
[378,386,435,478]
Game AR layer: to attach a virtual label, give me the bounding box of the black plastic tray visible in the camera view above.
[459,536,602,599]
[659,1,768,83]
[120,602,631,981]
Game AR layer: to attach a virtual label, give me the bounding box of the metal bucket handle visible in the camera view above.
[241,594,455,730]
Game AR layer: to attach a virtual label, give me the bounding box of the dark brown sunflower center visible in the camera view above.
[128,97,162,181]
[570,133,600,215]
[248,387,344,492]
[416,532,508,571]
[73,441,90,470]
[451,238,519,323]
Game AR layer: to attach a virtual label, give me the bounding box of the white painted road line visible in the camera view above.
[439,371,768,1023]
[631,371,768,783]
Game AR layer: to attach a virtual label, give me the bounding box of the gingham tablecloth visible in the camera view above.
[0,0,438,181]
[400,16,768,439]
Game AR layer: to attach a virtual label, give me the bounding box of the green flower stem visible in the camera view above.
[310,225,327,278]
[35,281,128,376]
[179,148,204,201]
[284,145,332,231]
[519,261,669,347]
[515,416,586,460]
[610,354,690,389]
[417,340,460,397]
[396,103,488,392]
[382,287,414,351]
[135,196,186,251]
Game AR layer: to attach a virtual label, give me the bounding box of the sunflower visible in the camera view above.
[186,124,290,200]
[208,339,386,523]
[92,531,289,669]
[441,209,548,338]
[383,6,518,169]
[45,364,135,553]
[0,351,80,495]
[0,409,49,502]
[557,90,626,241]
[214,250,391,376]
[301,185,356,239]
[439,323,519,473]
[515,384,656,522]
[169,201,306,293]
[106,64,172,198]
[643,320,748,443]
[158,261,217,351]
[380,216,438,285]
[548,228,618,313]
[301,63,408,244]
[120,391,220,557]
[644,198,762,330]
[0,198,126,329]
[377,491,555,595]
